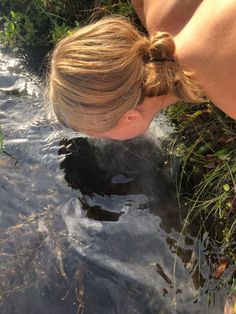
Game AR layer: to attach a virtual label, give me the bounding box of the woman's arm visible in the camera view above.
[132,0,202,36]
[131,0,146,27]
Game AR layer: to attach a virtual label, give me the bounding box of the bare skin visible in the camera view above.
[92,94,178,140]
[132,0,203,35]
[133,0,236,120]
[92,3,236,312]
[92,0,236,141]
[131,4,236,312]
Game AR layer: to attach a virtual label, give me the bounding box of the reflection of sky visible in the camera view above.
[0,51,230,314]
[83,193,149,214]
[58,136,225,313]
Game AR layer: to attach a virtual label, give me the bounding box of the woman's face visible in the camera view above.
[92,109,156,140]
[89,95,173,140]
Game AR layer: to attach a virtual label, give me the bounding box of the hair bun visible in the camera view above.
[149,32,175,62]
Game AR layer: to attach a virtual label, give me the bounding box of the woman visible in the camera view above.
[48,0,236,141]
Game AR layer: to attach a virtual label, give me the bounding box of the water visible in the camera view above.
[0,51,233,314]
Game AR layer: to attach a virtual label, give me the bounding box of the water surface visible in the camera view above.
[0,51,233,314]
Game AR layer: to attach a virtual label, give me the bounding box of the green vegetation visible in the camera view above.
[0,0,136,146]
[165,102,236,262]
[0,0,136,72]
[0,0,235,294]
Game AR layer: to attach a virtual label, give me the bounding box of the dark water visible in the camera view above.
[0,52,233,314]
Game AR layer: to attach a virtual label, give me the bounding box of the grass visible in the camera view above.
[0,0,235,304]
[164,102,236,309]
[0,0,137,74]
[165,101,236,264]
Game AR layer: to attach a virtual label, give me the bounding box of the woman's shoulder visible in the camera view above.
[143,0,202,36]
[176,0,236,120]
[176,0,236,65]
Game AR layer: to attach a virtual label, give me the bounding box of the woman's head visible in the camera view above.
[48,16,203,139]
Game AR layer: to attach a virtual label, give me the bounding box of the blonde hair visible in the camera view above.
[48,16,203,134]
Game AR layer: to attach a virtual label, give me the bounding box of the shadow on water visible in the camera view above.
[58,137,179,228]
[0,51,234,314]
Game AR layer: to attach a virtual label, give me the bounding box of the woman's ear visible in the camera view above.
[120,109,143,124]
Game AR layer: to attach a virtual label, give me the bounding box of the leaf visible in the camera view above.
[214,148,231,160]
[9,22,15,31]
[232,165,236,173]
[223,184,230,192]
[214,260,228,278]
[196,142,214,154]
[10,11,16,19]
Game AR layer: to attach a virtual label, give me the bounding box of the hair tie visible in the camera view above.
[150,56,175,63]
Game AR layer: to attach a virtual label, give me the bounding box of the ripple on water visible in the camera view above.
[0,51,232,314]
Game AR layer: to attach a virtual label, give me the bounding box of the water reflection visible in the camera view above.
[0,51,233,314]
[57,136,229,313]
[59,137,179,229]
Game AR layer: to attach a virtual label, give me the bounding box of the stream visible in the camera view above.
[0,50,233,314]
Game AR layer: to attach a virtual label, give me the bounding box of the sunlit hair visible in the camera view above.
[47,16,203,134]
